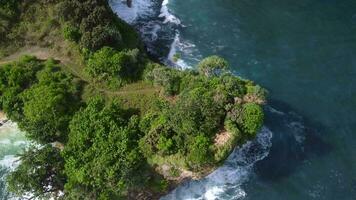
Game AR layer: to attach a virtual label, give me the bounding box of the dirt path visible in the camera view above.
[0,46,87,80]
[0,47,159,96]
[101,88,157,95]
[0,47,55,64]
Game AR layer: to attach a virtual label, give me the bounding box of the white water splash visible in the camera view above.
[109,0,155,23]
[110,0,199,69]
[139,20,162,42]
[166,32,191,69]
[159,0,181,24]
[0,122,28,200]
[161,127,273,200]
[0,155,19,169]
[267,106,286,116]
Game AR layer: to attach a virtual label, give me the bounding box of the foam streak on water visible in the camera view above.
[161,127,273,200]
[109,0,155,23]
[159,0,181,24]
[110,0,197,69]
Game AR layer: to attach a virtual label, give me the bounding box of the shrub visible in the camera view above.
[86,47,141,88]
[86,47,123,79]
[241,103,264,136]
[157,136,174,155]
[198,55,229,77]
[246,84,267,103]
[187,134,212,167]
[63,24,81,42]
[149,67,181,96]
[63,97,144,197]
[7,145,66,200]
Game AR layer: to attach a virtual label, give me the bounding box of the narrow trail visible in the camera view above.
[0,46,159,96]
[101,88,157,95]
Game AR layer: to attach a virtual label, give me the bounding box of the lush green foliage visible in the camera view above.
[0,57,80,198]
[0,56,41,121]
[20,67,80,143]
[63,24,81,42]
[86,47,142,88]
[63,97,144,199]
[7,145,66,200]
[0,57,80,144]
[1,55,265,199]
[141,57,265,169]
[0,0,19,55]
[198,55,229,77]
[58,0,140,51]
[0,0,141,58]
[241,103,264,136]
[1,1,266,198]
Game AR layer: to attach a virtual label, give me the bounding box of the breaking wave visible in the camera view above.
[161,127,273,200]
[110,0,199,69]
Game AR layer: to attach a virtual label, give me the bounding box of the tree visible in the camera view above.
[20,65,80,144]
[86,47,141,87]
[63,24,81,42]
[148,67,181,95]
[198,56,229,77]
[169,87,225,139]
[187,134,212,167]
[7,145,66,200]
[57,0,139,51]
[86,47,124,79]
[0,56,41,121]
[63,97,144,199]
[241,103,264,136]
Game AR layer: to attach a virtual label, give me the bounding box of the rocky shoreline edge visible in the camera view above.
[0,111,8,127]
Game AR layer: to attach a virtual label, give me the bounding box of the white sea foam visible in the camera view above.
[139,20,162,42]
[158,1,201,69]
[267,106,285,115]
[0,139,11,145]
[110,0,200,69]
[0,155,19,169]
[166,33,190,69]
[288,121,306,144]
[161,127,273,200]
[159,0,181,24]
[109,0,155,23]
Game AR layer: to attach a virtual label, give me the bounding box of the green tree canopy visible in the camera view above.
[198,55,229,77]
[86,47,124,79]
[0,56,41,121]
[7,145,66,200]
[19,65,80,144]
[86,47,141,88]
[241,103,264,136]
[63,97,144,199]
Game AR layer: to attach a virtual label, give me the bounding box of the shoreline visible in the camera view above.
[0,111,8,126]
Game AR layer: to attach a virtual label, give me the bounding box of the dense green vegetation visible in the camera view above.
[63,98,144,199]
[86,47,143,88]
[0,0,267,199]
[140,60,266,170]
[7,145,66,199]
[0,0,140,59]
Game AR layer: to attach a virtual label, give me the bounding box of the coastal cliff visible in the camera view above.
[0,0,266,199]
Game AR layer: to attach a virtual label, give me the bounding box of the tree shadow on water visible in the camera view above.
[254,99,333,181]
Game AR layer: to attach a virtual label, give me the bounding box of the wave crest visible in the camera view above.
[161,127,273,200]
